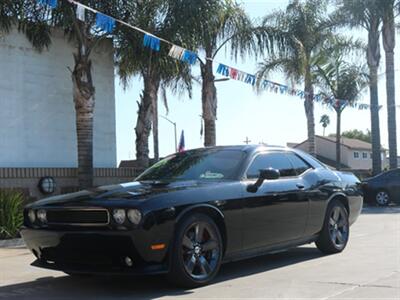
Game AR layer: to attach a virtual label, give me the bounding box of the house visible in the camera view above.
[0,28,138,200]
[288,135,387,170]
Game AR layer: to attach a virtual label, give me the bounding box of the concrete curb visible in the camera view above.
[0,238,25,249]
[362,206,400,213]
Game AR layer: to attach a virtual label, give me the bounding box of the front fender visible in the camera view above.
[175,203,225,224]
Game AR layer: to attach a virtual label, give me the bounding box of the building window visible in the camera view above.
[370,153,373,159]
[362,152,368,159]
[354,152,360,159]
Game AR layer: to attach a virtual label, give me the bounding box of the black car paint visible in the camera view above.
[20,145,363,275]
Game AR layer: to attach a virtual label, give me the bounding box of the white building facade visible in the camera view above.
[0,28,116,168]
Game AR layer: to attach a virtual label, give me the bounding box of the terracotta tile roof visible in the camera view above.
[318,135,373,150]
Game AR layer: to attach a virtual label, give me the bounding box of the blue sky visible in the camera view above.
[114,0,400,164]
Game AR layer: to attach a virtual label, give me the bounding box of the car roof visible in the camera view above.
[182,145,325,170]
[186,144,289,153]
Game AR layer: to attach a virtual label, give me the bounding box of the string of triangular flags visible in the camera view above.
[36,0,393,111]
[216,63,375,111]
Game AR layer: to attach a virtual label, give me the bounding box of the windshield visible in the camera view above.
[136,149,245,181]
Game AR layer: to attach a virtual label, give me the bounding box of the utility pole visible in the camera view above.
[243,137,251,145]
[160,115,177,153]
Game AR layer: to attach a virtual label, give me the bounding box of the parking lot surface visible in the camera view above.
[0,207,399,299]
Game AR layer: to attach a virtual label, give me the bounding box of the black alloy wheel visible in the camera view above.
[327,206,349,249]
[316,200,349,254]
[168,213,222,287]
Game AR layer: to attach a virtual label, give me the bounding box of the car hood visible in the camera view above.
[29,180,215,207]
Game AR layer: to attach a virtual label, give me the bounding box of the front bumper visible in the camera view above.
[20,228,169,275]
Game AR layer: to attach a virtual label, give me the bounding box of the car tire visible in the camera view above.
[375,190,390,206]
[315,199,349,254]
[167,213,223,288]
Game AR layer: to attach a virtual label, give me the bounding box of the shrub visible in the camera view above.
[0,190,24,239]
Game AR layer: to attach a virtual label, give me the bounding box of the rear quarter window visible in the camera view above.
[286,152,312,175]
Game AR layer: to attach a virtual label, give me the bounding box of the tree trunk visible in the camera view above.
[367,22,382,175]
[72,47,95,189]
[382,10,397,169]
[135,73,160,168]
[336,109,341,170]
[200,58,217,147]
[152,91,159,162]
[304,69,315,156]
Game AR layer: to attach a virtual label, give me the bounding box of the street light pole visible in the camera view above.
[160,115,177,152]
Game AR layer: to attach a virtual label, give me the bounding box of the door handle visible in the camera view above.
[296,183,305,189]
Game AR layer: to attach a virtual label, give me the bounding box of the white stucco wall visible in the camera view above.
[0,28,116,167]
[347,149,372,170]
[294,137,387,170]
[293,137,348,166]
[347,149,388,170]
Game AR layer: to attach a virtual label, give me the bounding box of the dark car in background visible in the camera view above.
[21,145,363,287]
[361,169,400,206]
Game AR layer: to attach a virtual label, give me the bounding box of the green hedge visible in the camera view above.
[0,190,24,239]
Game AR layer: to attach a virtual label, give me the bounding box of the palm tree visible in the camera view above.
[381,0,398,169]
[334,0,383,175]
[184,0,273,147]
[316,56,368,170]
[319,115,330,136]
[115,0,193,168]
[3,0,121,188]
[257,0,334,156]
[0,1,15,35]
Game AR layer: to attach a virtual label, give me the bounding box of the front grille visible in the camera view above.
[46,208,109,226]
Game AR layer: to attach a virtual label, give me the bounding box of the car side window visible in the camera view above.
[286,152,312,175]
[246,152,296,179]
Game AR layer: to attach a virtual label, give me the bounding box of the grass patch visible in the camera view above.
[0,190,24,239]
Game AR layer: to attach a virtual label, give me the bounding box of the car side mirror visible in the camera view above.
[259,168,280,180]
[247,168,280,193]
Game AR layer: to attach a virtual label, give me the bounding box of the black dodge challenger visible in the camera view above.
[21,145,363,287]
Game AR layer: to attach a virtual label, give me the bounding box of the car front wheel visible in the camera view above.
[316,200,349,254]
[168,213,223,288]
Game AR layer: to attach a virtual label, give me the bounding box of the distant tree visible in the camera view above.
[319,114,330,136]
[330,129,372,143]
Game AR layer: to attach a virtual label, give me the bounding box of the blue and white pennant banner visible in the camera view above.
[37,0,389,111]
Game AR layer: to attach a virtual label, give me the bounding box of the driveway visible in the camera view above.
[0,207,399,299]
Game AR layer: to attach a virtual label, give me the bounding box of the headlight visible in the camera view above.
[127,209,142,225]
[28,209,36,223]
[112,209,126,224]
[37,209,47,223]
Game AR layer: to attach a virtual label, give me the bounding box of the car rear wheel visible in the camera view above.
[316,200,349,254]
[375,190,390,206]
[168,213,223,288]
